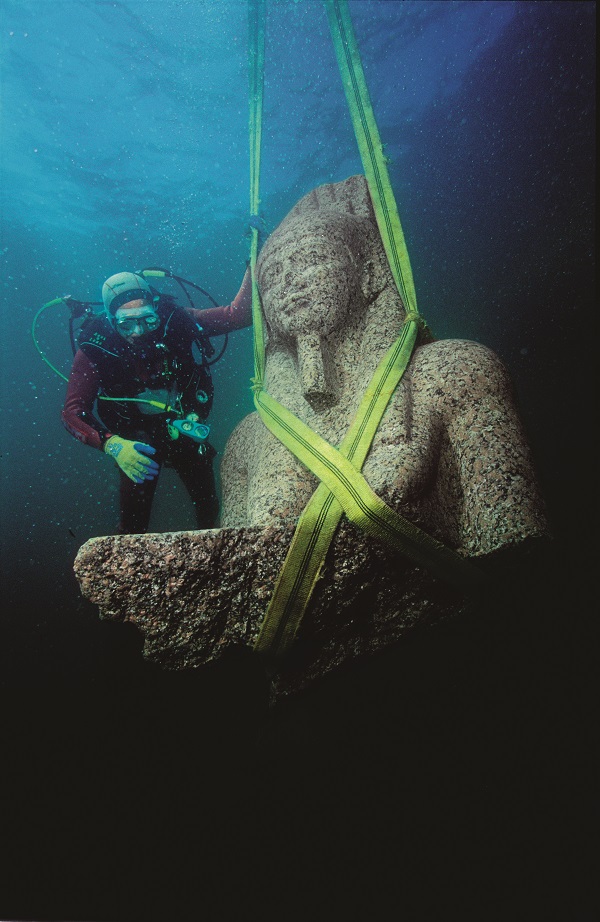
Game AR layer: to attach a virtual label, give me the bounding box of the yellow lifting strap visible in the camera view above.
[324,0,417,316]
[247,0,484,662]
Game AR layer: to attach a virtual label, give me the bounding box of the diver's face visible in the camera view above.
[114,300,160,344]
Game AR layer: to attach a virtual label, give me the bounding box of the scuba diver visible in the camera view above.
[61,268,252,534]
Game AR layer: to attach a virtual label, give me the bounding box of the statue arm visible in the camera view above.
[435,341,550,557]
[219,415,254,527]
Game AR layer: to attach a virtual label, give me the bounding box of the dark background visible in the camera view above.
[1,2,596,919]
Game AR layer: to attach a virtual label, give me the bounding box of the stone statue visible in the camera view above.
[221,174,548,559]
[74,175,550,699]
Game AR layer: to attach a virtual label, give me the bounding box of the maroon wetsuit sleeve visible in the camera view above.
[188,267,253,336]
[61,350,109,451]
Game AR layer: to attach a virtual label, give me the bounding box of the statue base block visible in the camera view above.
[74,522,472,702]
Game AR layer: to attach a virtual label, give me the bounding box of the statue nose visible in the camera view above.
[297,332,337,411]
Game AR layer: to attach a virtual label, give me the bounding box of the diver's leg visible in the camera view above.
[172,446,219,529]
[117,469,160,534]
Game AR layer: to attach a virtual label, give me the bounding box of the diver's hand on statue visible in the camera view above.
[104,436,160,483]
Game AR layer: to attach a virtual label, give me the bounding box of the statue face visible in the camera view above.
[258,232,358,341]
[258,224,362,410]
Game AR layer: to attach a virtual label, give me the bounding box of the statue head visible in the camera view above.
[257,208,374,340]
[257,183,395,409]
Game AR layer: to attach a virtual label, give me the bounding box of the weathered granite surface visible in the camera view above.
[74,175,550,697]
[74,521,471,700]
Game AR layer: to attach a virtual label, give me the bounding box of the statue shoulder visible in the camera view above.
[407,338,516,426]
[411,338,511,393]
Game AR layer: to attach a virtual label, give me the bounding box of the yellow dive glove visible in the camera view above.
[104,436,160,483]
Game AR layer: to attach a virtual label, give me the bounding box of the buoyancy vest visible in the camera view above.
[77,301,214,441]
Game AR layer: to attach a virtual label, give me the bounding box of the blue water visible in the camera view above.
[0,2,595,919]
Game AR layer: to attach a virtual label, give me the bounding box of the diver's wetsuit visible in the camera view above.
[62,270,252,534]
